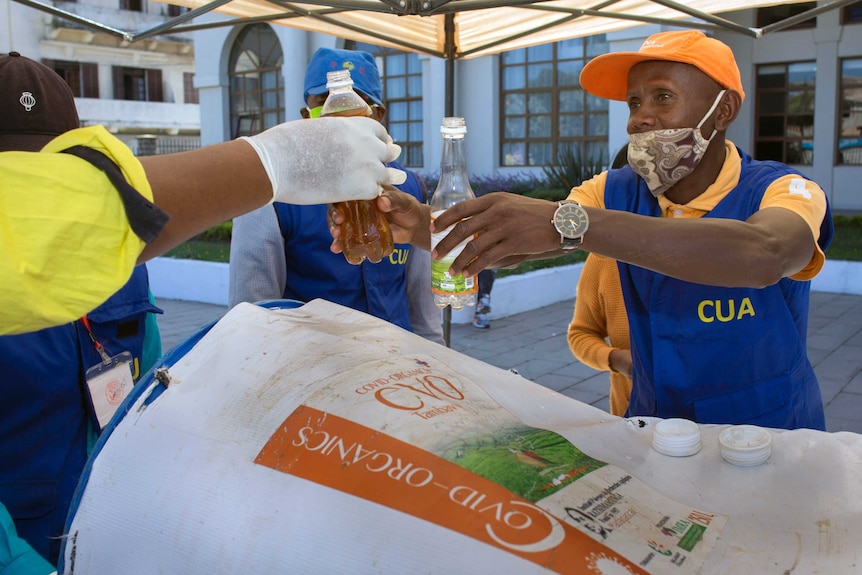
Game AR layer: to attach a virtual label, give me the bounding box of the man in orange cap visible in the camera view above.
[348,30,833,431]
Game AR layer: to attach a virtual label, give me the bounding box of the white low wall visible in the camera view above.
[449,264,583,324]
[147,258,231,306]
[810,260,862,295]
[148,257,862,324]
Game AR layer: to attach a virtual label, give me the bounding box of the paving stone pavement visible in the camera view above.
[154,291,862,434]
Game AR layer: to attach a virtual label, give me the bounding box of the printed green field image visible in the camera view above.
[439,426,607,502]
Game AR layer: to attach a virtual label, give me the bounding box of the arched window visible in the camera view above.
[229,24,285,138]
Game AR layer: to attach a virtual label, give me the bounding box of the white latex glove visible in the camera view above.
[241,117,402,205]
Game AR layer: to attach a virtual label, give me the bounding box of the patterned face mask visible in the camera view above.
[627,90,726,197]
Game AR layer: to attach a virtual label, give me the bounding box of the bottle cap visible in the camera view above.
[719,425,772,466]
[325,69,353,89]
[441,116,467,135]
[651,418,702,457]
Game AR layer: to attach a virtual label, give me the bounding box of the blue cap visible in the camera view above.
[303,47,384,107]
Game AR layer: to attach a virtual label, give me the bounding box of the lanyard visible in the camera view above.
[80,315,112,364]
[80,315,136,431]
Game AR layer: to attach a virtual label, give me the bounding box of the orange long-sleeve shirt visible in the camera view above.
[567,254,632,416]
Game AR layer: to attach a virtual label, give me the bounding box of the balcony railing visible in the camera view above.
[135,135,201,156]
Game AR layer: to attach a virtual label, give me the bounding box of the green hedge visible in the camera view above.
[827,216,862,261]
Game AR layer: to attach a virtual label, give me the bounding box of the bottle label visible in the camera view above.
[430,211,477,296]
[319,88,388,265]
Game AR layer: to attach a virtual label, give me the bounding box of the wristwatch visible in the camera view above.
[552,200,589,250]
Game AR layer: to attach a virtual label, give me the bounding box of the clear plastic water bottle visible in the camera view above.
[320,69,394,265]
[429,117,477,309]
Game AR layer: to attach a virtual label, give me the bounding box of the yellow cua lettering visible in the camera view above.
[697,300,714,323]
[715,300,735,322]
[389,248,409,265]
[737,297,755,318]
[697,298,756,323]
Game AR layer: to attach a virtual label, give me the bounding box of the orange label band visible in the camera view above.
[255,405,645,574]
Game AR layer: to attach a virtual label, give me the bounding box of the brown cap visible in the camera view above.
[580,30,745,104]
[0,51,79,152]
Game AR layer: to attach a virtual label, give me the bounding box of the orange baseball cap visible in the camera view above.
[580,30,745,103]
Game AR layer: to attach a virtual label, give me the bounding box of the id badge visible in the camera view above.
[85,350,135,430]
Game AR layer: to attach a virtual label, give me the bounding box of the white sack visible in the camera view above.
[61,300,862,574]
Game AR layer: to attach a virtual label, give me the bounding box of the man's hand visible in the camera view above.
[330,190,564,276]
[609,349,633,379]
[329,186,430,255]
[241,117,401,205]
[429,192,562,277]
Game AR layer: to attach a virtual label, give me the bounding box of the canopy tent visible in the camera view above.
[12,0,859,61]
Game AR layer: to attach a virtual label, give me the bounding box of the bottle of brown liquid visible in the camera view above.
[320,69,394,265]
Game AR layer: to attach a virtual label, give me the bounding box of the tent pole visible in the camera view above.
[441,12,456,347]
[444,13,455,117]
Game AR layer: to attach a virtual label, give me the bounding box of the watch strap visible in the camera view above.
[561,235,583,249]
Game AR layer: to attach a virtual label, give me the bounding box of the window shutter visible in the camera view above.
[147,69,163,102]
[113,66,124,99]
[83,63,99,98]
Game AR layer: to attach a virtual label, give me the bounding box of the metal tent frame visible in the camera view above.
[13,0,858,58]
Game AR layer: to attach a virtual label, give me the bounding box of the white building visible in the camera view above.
[0,0,200,153]
[191,3,862,211]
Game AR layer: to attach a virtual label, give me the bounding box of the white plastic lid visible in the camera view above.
[440,116,467,135]
[652,418,702,457]
[719,425,772,466]
[325,69,353,89]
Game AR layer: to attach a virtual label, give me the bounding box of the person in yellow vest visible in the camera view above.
[0,49,399,573]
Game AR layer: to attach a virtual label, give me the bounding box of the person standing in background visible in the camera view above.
[229,47,443,345]
[0,51,162,572]
[472,269,497,329]
[567,146,631,416]
[567,254,631,415]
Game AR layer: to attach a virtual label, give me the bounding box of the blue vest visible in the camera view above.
[0,265,159,563]
[273,161,423,332]
[605,149,833,430]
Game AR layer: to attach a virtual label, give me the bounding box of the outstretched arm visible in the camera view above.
[430,192,821,288]
[139,139,270,262]
[141,117,400,261]
[582,205,816,288]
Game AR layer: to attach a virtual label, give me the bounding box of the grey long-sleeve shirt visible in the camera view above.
[229,204,443,345]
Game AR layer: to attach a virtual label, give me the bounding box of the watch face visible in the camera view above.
[553,203,589,239]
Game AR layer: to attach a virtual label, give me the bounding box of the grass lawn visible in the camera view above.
[825,216,862,261]
[164,215,862,269]
[164,240,231,263]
